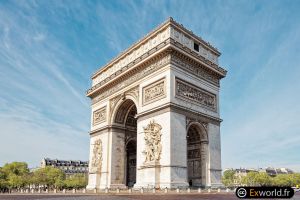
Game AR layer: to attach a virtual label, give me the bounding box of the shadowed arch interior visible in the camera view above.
[114,99,136,124]
[187,123,207,187]
[114,99,137,187]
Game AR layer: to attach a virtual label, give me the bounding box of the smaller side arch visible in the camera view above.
[186,122,208,142]
[186,121,209,187]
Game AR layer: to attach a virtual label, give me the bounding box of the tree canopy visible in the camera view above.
[222,170,300,187]
[0,162,87,190]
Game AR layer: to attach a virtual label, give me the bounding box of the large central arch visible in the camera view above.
[113,99,137,187]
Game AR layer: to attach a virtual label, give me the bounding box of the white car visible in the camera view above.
[292,187,300,192]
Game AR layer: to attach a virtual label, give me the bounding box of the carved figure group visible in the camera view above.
[143,120,162,163]
[90,139,102,173]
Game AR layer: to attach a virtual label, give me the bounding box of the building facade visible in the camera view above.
[41,158,89,176]
[224,167,295,186]
[86,18,227,189]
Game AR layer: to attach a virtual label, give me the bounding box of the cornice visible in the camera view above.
[135,102,222,125]
[169,19,220,56]
[169,38,227,77]
[89,124,127,136]
[91,18,172,79]
[89,51,171,104]
[87,38,172,97]
[86,45,227,98]
[90,17,222,84]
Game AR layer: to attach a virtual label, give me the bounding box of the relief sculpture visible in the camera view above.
[90,139,102,173]
[176,78,216,110]
[93,107,106,125]
[143,120,162,164]
[143,79,166,105]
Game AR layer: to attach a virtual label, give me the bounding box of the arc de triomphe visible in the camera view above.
[86,18,227,189]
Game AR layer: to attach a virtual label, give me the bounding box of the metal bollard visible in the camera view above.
[73,189,76,194]
[226,188,229,193]
[187,188,191,193]
[46,189,49,193]
[128,188,132,193]
[140,187,144,193]
[176,188,180,193]
[164,187,168,193]
[116,188,120,193]
[218,188,220,193]
[105,187,109,193]
[208,188,211,193]
[198,188,201,193]
[62,189,65,194]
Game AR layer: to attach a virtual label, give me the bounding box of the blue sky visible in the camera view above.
[0,0,299,171]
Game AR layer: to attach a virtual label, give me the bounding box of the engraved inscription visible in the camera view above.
[93,107,106,125]
[143,79,166,105]
[176,78,216,110]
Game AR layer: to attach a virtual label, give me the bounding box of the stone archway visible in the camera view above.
[186,123,208,187]
[87,18,226,190]
[113,99,137,187]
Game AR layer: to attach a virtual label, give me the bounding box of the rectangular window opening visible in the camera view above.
[194,42,199,52]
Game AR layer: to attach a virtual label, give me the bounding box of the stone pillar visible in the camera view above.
[135,111,189,189]
[108,130,127,189]
[168,112,189,188]
[201,141,208,186]
[207,123,222,188]
[87,131,110,189]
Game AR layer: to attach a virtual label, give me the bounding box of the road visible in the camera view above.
[0,193,299,200]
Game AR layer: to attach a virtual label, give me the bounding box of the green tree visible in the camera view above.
[64,174,87,189]
[32,167,65,189]
[222,169,236,188]
[0,167,8,190]
[292,173,300,186]
[2,162,29,189]
[242,171,258,186]
[255,172,272,186]
[273,174,294,186]
[2,162,29,176]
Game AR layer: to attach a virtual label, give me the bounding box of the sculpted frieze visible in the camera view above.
[92,54,171,104]
[93,107,106,125]
[143,78,166,105]
[92,27,170,86]
[176,78,216,111]
[171,52,220,86]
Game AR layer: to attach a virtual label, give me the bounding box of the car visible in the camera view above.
[292,187,300,192]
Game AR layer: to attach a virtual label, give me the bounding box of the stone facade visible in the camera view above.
[86,18,227,189]
[41,158,88,176]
